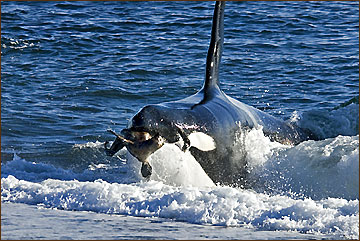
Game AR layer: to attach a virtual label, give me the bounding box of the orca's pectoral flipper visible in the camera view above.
[192,1,225,110]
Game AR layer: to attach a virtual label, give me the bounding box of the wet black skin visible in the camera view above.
[105,88,314,185]
[104,2,315,185]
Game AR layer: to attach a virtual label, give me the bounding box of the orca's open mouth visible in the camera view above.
[105,126,216,179]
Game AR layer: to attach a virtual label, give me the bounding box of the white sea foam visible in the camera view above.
[126,143,215,187]
[1,103,358,239]
[149,144,215,187]
[0,152,133,184]
[4,38,37,50]
[293,102,359,139]
[73,140,104,149]
[243,128,359,200]
[1,175,358,239]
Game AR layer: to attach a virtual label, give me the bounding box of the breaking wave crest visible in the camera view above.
[2,173,358,239]
[1,102,358,239]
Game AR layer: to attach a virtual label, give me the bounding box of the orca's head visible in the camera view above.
[105,105,180,162]
[105,104,216,179]
[104,105,171,178]
[127,105,180,143]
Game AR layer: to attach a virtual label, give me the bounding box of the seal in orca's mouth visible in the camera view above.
[104,128,165,178]
[103,1,314,185]
[104,127,216,179]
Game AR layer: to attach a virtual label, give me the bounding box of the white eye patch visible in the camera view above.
[187,132,216,151]
[174,131,216,152]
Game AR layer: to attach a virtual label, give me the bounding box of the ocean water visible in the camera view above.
[1,1,359,240]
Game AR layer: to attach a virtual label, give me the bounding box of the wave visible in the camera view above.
[2,173,358,239]
[291,98,359,139]
[246,129,359,200]
[1,101,358,239]
[2,135,358,239]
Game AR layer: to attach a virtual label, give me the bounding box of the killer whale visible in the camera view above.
[105,1,314,185]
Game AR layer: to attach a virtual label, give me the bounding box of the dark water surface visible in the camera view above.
[2,1,358,157]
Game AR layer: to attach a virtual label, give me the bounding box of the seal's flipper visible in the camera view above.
[105,129,136,156]
[141,161,152,178]
[192,1,225,109]
[104,138,125,156]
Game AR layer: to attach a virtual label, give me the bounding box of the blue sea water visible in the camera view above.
[1,1,359,239]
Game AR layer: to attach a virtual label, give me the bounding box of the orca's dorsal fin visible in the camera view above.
[192,1,225,109]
